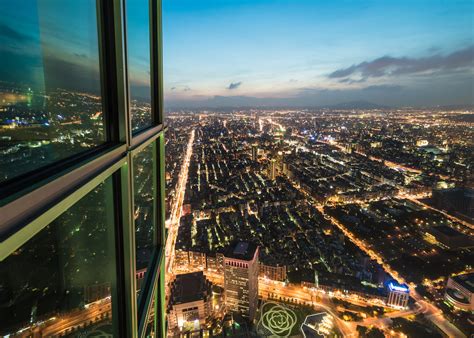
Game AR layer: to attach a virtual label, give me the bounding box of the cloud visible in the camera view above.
[227,81,242,90]
[328,46,474,81]
[168,85,190,92]
[166,73,473,108]
[73,53,88,59]
[0,23,31,42]
[362,84,403,91]
[295,84,403,97]
[338,78,365,84]
[427,46,442,54]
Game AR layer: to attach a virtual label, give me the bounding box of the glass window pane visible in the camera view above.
[144,286,157,338]
[0,177,117,337]
[127,0,153,132]
[0,0,105,183]
[145,319,156,338]
[134,142,156,300]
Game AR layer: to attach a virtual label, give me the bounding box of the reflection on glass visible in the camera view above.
[144,285,157,337]
[126,0,153,132]
[0,0,105,183]
[0,177,117,337]
[145,315,156,338]
[134,142,156,300]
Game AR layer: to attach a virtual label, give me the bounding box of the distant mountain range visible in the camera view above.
[430,104,474,110]
[166,97,392,110]
[166,96,473,111]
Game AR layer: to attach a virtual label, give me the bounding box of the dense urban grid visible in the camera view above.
[165,108,473,337]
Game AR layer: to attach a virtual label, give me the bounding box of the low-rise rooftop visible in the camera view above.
[225,241,258,261]
[169,271,212,305]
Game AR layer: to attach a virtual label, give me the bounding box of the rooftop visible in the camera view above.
[169,271,211,305]
[225,241,258,261]
[388,281,409,293]
[432,225,464,238]
[452,273,474,293]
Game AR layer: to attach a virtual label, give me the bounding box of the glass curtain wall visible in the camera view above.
[0,0,165,337]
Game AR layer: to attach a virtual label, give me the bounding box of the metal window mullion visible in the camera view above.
[131,127,163,153]
[94,0,132,336]
[156,132,167,337]
[153,139,159,248]
[121,0,133,147]
[138,247,164,337]
[147,250,165,338]
[157,256,167,337]
[97,0,128,144]
[140,277,158,338]
[111,169,127,337]
[0,144,126,242]
[113,0,130,144]
[150,0,164,125]
[120,156,139,338]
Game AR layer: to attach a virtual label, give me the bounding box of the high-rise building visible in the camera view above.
[252,144,258,161]
[386,282,410,309]
[224,242,259,321]
[269,159,277,180]
[0,1,166,337]
[282,162,289,175]
[277,150,284,168]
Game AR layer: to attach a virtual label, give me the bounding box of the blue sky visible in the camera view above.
[163,0,474,107]
[0,0,472,107]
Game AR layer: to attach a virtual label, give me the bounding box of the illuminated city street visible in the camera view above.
[166,129,195,276]
[291,178,467,337]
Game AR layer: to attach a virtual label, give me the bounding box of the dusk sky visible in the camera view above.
[163,0,473,107]
[0,1,472,107]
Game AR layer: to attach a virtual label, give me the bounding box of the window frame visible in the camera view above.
[0,0,165,337]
